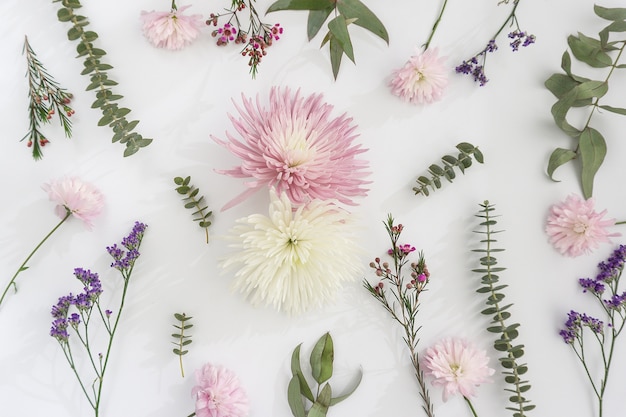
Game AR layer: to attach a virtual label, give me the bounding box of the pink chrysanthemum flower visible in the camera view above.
[192,363,249,417]
[422,338,494,402]
[213,87,370,210]
[140,4,203,50]
[546,194,619,257]
[390,48,448,104]
[42,177,104,229]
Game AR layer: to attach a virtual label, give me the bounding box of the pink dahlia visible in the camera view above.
[422,338,494,401]
[546,194,619,257]
[42,177,104,229]
[192,363,249,417]
[389,48,448,104]
[213,87,370,210]
[140,4,203,50]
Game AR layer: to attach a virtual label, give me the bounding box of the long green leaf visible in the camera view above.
[290,344,315,402]
[287,376,307,417]
[307,8,334,40]
[547,148,577,181]
[328,15,354,63]
[267,0,334,13]
[329,34,345,80]
[336,0,389,43]
[599,104,626,115]
[594,5,626,21]
[310,332,334,384]
[579,127,607,198]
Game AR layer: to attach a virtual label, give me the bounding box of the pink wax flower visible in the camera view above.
[140,3,203,50]
[422,337,494,402]
[213,87,370,210]
[390,48,448,104]
[192,363,249,417]
[42,176,104,229]
[546,194,619,257]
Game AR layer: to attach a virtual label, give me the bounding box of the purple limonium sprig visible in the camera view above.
[559,244,626,417]
[456,1,535,86]
[50,222,147,417]
[363,214,435,417]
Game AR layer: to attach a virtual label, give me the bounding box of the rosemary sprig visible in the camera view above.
[171,312,193,378]
[22,35,74,160]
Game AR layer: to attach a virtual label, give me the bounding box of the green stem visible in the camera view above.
[615,220,626,225]
[423,0,448,51]
[171,0,177,10]
[0,211,71,308]
[464,396,479,417]
[187,413,196,417]
[490,0,520,42]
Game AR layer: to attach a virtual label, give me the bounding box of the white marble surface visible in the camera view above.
[1,0,626,416]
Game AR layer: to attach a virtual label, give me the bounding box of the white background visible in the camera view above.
[1,0,626,416]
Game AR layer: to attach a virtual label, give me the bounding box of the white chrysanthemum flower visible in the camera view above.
[222,189,362,315]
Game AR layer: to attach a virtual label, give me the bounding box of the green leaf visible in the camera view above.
[545,74,580,99]
[336,0,389,43]
[68,27,83,40]
[568,34,612,68]
[287,376,307,417]
[579,127,607,198]
[308,384,332,417]
[599,104,626,115]
[547,148,577,181]
[328,15,355,63]
[329,367,363,405]
[329,35,344,80]
[310,332,334,384]
[267,0,334,13]
[550,91,581,137]
[575,80,608,100]
[57,8,73,22]
[307,8,334,40]
[594,5,626,21]
[290,344,315,402]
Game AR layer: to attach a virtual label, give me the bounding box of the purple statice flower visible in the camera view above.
[560,310,604,344]
[579,278,606,295]
[50,294,74,342]
[596,244,626,283]
[455,41,497,86]
[68,312,81,327]
[508,30,536,52]
[105,309,113,317]
[74,268,102,302]
[108,222,147,271]
[604,291,626,310]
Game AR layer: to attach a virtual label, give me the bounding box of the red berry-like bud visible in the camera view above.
[27,141,33,147]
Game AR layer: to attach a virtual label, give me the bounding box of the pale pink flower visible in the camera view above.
[213,87,370,210]
[42,177,104,229]
[422,338,494,401]
[192,363,249,417]
[140,4,203,50]
[390,48,448,104]
[546,194,619,257]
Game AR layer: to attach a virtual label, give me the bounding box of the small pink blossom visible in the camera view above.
[140,5,203,50]
[213,87,370,210]
[192,363,249,417]
[390,48,448,104]
[546,194,619,257]
[422,337,494,401]
[42,177,104,229]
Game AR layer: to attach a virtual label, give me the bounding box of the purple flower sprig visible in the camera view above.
[456,0,535,86]
[363,214,435,417]
[559,244,626,417]
[50,221,147,416]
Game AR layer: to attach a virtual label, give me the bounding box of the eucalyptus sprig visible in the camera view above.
[545,5,626,198]
[413,142,484,197]
[173,176,213,244]
[266,0,388,79]
[22,35,74,160]
[52,0,152,157]
[288,332,362,417]
[473,201,534,417]
[171,312,193,378]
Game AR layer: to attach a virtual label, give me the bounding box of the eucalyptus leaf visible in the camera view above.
[336,0,389,43]
[307,8,333,40]
[329,367,363,405]
[328,16,354,63]
[594,5,626,21]
[267,0,333,13]
[329,35,344,80]
[599,104,626,115]
[579,127,607,198]
[310,332,334,384]
[287,376,307,417]
[290,344,315,402]
[547,148,577,181]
